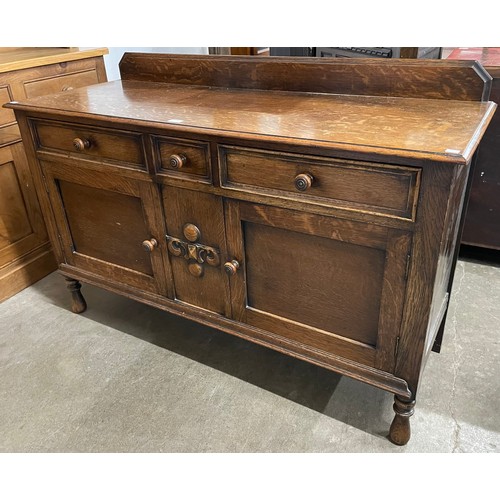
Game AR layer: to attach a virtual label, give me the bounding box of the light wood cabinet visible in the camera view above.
[7,54,495,445]
[0,48,108,302]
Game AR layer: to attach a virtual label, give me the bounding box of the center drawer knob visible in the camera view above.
[294,173,314,191]
[142,238,158,252]
[183,223,201,242]
[169,153,187,169]
[224,260,240,276]
[73,137,91,151]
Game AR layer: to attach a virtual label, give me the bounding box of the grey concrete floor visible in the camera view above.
[0,256,499,452]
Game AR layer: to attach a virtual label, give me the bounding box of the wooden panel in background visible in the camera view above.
[0,85,15,126]
[0,157,32,252]
[0,48,108,303]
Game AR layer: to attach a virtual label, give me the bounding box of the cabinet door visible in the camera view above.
[225,201,411,371]
[0,143,48,268]
[162,186,231,316]
[40,160,168,295]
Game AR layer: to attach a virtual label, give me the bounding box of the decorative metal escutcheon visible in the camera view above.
[166,223,220,277]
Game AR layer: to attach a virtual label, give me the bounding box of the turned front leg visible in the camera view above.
[65,277,87,314]
[389,396,415,445]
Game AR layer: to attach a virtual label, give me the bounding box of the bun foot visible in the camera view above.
[65,277,87,314]
[389,396,415,446]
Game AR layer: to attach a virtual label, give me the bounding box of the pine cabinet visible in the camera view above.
[0,48,108,302]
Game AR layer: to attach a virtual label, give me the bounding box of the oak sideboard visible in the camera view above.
[6,54,496,445]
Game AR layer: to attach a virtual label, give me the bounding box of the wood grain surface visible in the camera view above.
[6,80,496,164]
[119,53,491,101]
[8,54,497,444]
[0,47,108,73]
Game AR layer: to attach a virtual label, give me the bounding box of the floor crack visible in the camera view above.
[449,262,466,453]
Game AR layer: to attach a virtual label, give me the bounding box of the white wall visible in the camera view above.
[101,47,209,81]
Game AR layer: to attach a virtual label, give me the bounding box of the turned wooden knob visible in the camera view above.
[62,86,74,92]
[73,137,91,151]
[142,238,158,252]
[183,223,201,242]
[224,260,240,276]
[169,153,187,169]
[294,173,314,192]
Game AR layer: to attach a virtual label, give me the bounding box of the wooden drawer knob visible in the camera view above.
[294,173,314,192]
[224,259,240,276]
[183,223,201,242]
[142,238,158,252]
[73,137,91,151]
[169,153,187,169]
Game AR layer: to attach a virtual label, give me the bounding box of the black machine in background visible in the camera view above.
[269,47,442,59]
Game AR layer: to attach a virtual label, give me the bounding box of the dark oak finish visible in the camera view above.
[119,53,492,101]
[33,119,144,168]
[65,277,87,314]
[9,80,495,165]
[153,134,211,182]
[389,396,416,445]
[163,187,230,316]
[6,54,496,445]
[219,146,421,220]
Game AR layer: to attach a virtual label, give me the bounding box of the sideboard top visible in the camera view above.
[6,79,496,164]
[0,47,108,73]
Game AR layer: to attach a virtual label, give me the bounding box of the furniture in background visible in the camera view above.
[230,48,270,56]
[446,47,500,250]
[0,48,108,302]
[270,47,442,58]
[7,54,494,444]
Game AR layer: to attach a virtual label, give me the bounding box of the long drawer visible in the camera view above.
[219,145,421,220]
[32,119,145,169]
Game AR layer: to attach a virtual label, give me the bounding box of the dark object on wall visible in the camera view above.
[269,47,315,57]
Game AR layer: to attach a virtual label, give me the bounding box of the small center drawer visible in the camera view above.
[32,120,145,168]
[219,146,420,220]
[152,134,211,182]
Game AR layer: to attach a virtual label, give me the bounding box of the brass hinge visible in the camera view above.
[40,171,49,194]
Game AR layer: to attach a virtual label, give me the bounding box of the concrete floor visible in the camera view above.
[0,255,499,452]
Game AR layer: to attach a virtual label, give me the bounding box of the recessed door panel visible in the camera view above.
[41,159,168,295]
[244,221,385,346]
[59,181,153,275]
[0,143,48,267]
[225,200,411,371]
